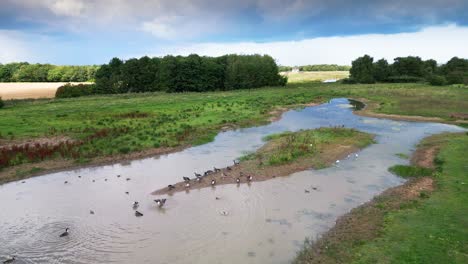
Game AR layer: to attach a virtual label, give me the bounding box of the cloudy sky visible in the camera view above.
[1,0,468,65]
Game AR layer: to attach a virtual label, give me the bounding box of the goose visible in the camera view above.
[126,178,131,181]
[132,201,139,209]
[236,178,240,184]
[226,166,232,171]
[135,211,143,217]
[214,167,221,173]
[64,181,68,184]
[304,189,310,193]
[3,256,15,264]
[194,172,202,178]
[104,179,108,182]
[183,177,191,182]
[246,175,253,182]
[59,228,69,237]
[311,186,318,191]
[211,179,216,186]
[233,160,240,166]
[117,175,121,178]
[167,185,175,190]
[204,170,213,176]
[21,181,25,184]
[90,210,95,215]
[215,197,220,200]
[92,180,95,183]
[196,177,202,182]
[125,191,129,194]
[154,198,167,208]
[220,211,229,216]
[78,175,81,178]
[185,182,191,188]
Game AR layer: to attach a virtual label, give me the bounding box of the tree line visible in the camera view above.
[347,55,468,85]
[0,63,99,82]
[93,54,286,94]
[279,64,351,72]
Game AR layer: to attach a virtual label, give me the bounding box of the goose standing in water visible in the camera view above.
[246,175,253,182]
[132,201,139,209]
[154,199,167,208]
[59,228,69,237]
[135,211,143,217]
[211,179,216,186]
[3,256,15,264]
[185,182,191,188]
[196,176,202,182]
[236,178,240,184]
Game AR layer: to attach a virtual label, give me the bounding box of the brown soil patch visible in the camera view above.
[0,136,74,149]
[153,143,361,196]
[411,146,438,169]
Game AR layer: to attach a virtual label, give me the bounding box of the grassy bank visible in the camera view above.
[153,127,374,195]
[294,132,468,264]
[0,82,467,183]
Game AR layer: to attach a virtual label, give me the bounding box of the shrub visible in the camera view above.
[386,75,425,83]
[428,75,447,86]
[0,97,4,109]
[55,83,96,98]
[341,78,357,84]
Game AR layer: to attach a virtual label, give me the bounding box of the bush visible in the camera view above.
[386,75,425,83]
[428,75,447,86]
[0,97,4,109]
[341,77,357,84]
[388,165,434,178]
[55,83,96,98]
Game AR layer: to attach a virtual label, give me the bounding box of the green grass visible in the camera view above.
[388,164,434,178]
[353,133,468,263]
[395,153,409,159]
[0,82,467,170]
[261,128,374,166]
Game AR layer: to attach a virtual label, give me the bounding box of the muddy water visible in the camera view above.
[0,99,463,264]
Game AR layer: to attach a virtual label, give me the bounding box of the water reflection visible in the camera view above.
[0,98,463,264]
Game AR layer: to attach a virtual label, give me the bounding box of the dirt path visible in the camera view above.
[0,82,92,99]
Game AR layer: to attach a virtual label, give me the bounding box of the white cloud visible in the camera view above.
[49,0,86,17]
[153,24,468,65]
[0,31,35,63]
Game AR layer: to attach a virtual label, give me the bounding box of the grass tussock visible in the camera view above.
[388,164,434,178]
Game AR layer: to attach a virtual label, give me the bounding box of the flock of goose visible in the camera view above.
[3,160,250,263]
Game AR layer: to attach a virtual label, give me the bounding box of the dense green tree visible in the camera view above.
[350,55,375,83]
[441,57,468,84]
[373,59,391,82]
[392,56,425,77]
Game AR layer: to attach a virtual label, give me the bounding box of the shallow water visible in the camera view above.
[0,98,463,264]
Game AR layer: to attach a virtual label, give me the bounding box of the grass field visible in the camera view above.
[283,71,349,83]
[0,82,467,179]
[0,82,92,99]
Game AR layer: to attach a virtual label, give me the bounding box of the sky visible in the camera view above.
[1,0,468,66]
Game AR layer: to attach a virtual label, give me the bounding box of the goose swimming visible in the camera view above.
[3,256,15,264]
[126,178,131,181]
[154,199,167,208]
[135,211,143,217]
[90,210,95,215]
[132,201,139,209]
[59,228,69,237]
